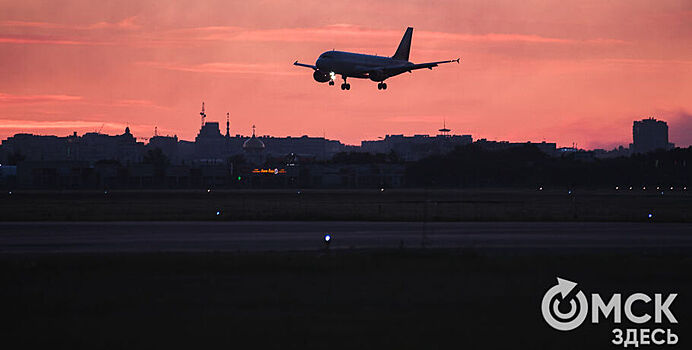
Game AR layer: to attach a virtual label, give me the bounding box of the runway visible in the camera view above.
[0,221,690,253]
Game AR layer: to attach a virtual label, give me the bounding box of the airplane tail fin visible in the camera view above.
[392,27,413,61]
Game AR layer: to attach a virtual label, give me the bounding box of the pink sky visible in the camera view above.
[0,0,691,148]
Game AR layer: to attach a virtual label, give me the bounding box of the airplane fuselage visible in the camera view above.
[316,51,412,79]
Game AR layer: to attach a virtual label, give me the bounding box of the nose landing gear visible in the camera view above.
[377,82,388,90]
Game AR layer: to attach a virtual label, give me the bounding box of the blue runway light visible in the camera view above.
[216,211,221,216]
[324,234,331,242]
[648,213,653,218]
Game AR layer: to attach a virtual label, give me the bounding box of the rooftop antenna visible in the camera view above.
[200,102,206,128]
[154,126,158,137]
[438,118,450,137]
[252,124,256,137]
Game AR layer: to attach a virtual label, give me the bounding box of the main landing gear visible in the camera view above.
[377,82,388,90]
[340,76,350,90]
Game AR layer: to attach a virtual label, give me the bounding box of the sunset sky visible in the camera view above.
[0,0,691,148]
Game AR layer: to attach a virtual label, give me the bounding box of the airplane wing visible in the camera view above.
[406,58,460,71]
[355,58,460,78]
[293,61,317,70]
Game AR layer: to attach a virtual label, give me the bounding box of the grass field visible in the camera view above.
[1,188,690,222]
[1,249,690,349]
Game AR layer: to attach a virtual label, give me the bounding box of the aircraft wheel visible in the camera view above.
[329,81,334,86]
[345,83,351,90]
[382,83,387,90]
[340,83,345,90]
[377,83,382,90]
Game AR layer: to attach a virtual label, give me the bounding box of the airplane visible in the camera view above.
[293,27,460,91]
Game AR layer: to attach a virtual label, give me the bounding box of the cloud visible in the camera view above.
[0,20,627,49]
[109,99,172,110]
[0,17,140,46]
[598,58,692,66]
[0,119,126,130]
[166,24,625,45]
[0,93,83,104]
[0,16,141,31]
[384,115,448,123]
[138,61,302,76]
[0,36,104,45]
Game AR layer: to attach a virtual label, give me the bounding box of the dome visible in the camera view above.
[243,135,265,150]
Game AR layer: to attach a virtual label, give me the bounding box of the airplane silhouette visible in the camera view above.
[294,27,460,91]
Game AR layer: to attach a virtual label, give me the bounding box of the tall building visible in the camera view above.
[630,117,674,154]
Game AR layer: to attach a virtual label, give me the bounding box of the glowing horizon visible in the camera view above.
[1,0,691,149]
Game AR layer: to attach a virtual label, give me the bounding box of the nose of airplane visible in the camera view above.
[316,58,324,69]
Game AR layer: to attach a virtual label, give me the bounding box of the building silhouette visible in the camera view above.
[243,125,266,165]
[630,117,674,154]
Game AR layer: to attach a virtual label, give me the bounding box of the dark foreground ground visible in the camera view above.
[1,249,690,349]
[1,188,690,222]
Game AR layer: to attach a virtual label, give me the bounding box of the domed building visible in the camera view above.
[243,125,266,165]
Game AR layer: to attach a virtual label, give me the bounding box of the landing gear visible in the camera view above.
[377,82,388,90]
[340,76,350,90]
[328,80,334,86]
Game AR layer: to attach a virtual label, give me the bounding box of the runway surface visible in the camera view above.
[0,221,690,254]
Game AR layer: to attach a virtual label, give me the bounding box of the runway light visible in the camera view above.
[615,186,619,190]
[237,176,242,181]
[642,186,646,190]
[670,187,674,190]
[380,188,385,192]
[629,186,633,190]
[207,189,211,193]
[660,191,664,195]
[539,187,543,191]
[568,190,572,195]
[216,210,221,216]
[297,190,301,195]
[648,213,653,219]
[656,186,660,190]
[8,191,12,195]
[324,234,331,242]
[104,190,108,194]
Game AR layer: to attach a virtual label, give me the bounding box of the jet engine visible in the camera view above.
[313,70,331,83]
[368,70,387,82]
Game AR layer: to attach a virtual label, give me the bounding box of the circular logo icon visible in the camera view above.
[541,277,588,331]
